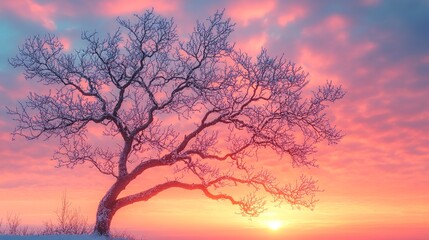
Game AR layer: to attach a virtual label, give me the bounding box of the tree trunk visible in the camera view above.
[93,199,116,236]
[93,179,129,236]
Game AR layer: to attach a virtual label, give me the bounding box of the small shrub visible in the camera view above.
[7,213,21,235]
[42,193,90,235]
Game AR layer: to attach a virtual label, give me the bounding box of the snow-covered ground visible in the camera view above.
[0,235,125,240]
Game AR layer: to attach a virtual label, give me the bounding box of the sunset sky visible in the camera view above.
[1,0,429,239]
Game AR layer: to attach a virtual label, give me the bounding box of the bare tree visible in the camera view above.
[6,213,22,235]
[8,10,344,236]
[43,193,89,235]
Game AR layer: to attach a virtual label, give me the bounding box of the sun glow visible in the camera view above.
[266,220,283,231]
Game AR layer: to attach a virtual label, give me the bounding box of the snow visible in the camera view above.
[0,235,124,240]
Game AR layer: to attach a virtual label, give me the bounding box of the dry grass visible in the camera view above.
[0,194,145,239]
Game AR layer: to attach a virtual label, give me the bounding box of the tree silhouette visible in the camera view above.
[8,10,344,236]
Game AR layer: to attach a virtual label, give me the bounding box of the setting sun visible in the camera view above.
[266,220,283,231]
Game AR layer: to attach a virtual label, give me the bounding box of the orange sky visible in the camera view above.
[1,0,429,239]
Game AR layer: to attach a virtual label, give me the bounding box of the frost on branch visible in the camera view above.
[8,9,344,235]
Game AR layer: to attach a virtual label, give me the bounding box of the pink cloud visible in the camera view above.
[303,14,350,43]
[277,4,308,27]
[422,54,429,64]
[351,41,377,58]
[296,46,341,87]
[59,37,72,52]
[298,46,334,70]
[360,0,381,7]
[97,0,180,16]
[0,0,56,30]
[228,0,276,26]
[1,74,30,100]
[236,33,268,57]
[325,14,349,30]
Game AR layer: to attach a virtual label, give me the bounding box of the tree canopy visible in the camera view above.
[9,9,345,235]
